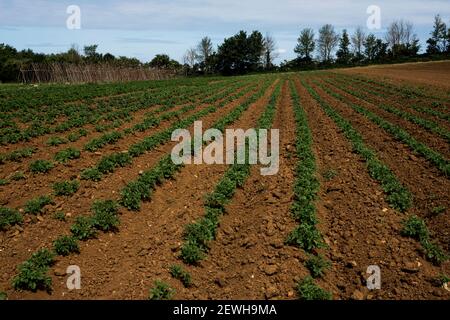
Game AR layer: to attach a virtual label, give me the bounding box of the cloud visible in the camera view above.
[25,42,66,48]
[119,37,179,44]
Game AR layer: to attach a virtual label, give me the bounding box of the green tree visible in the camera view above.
[336,29,352,64]
[427,15,447,54]
[294,28,315,61]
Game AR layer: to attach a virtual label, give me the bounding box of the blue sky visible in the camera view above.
[1,0,449,63]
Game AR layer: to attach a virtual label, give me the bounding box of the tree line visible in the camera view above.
[1,14,449,81]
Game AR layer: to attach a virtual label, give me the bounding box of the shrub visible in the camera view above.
[91,200,120,232]
[297,276,332,300]
[12,249,55,292]
[29,160,54,173]
[53,180,80,196]
[53,235,79,256]
[0,207,23,230]
[54,148,80,163]
[148,280,174,300]
[70,216,97,240]
[169,265,192,288]
[24,196,54,215]
[80,168,102,181]
[305,254,330,278]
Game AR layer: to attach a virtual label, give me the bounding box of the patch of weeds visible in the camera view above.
[305,254,330,278]
[169,265,192,288]
[53,235,79,256]
[148,280,174,300]
[297,276,332,300]
[29,160,54,173]
[24,195,53,215]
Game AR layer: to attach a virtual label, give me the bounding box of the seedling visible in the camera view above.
[0,207,23,231]
[305,254,330,278]
[148,280,174,300]
[53,235,79,256]
[169,265,192,288]
[53,180,80,196]
[296,276,332,300]
[24,196,54,215]
[29,160,54,173]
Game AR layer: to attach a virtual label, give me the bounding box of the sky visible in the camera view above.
[1,0,450,63]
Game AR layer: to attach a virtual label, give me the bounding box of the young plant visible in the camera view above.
[29,160,54,173]
[46,136,66,146]
[169,265,192,288]
[305,254,330,278]
[54,148,80,163]
[80,168,102,181]
[24,195,54,215]
[53,180,80,196]
[286,223,324,253]
[12,249,55,292]
[52,211,66,221]
[0,178,8,186]
[296,276,332,300]
[91,200,120,232]
[10,171,26,181]
[70,216,97,240]
[401,216,429,241]
[0,207,23,231]
[53,235,80,256]
[148,280,174,300]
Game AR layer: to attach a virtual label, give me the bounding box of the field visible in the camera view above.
[0,62,449,300]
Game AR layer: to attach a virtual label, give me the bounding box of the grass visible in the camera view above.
[169,265,192,288]
[24,195,54,215]
[53,235,80,256]
[53,180,80,196]
[29,160,54,173]
[0,206,23,231]
[148,280,174,300]
[296,276,332,300]
[12,249,55,292]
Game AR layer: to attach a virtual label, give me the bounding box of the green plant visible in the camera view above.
[0,291,7,300]
[70,216,97,240]
[148,280,174,300]
[52,211,66,221]
[24,195,54,215]
[421,240,448,266]
[12,249,55,292]
[286,223,324,252]
[430,205,446,215]
[91,200,120,231]
[323,169,338,181]
[53,180,80,196]
[180,241,205,265]
[10,171,26,180]
[54,148,80,163]
[53,235,79,256]
[29,160,54,173]
[46,136,66,146]
[401,216,429,241]
[0,178,8,186]
[305,254,330,278]
[80,168,102,181]
[296,276,332,300]
[169,265,192,287]
[0,207,23,230]
[434,274,450,287]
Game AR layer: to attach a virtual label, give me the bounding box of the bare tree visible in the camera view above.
[183,48,197,67]
[262,33,278,69]
[196,37,213,63]
[317,24,339,62]
[385,20,417,56]
[294,28,315,60]
[351,26,366,59]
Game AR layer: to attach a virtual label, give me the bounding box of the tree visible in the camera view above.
[351,26,366,61]
[294,28,315,60]
[215,30,264,75]
[149,54,181,70]
[183,48,197,67]
[262,33,278,69]
[196,37,214,73]
[317,24,339,62]
[83,44,101,62]
[385,20,417,57]
[426,15,447,54]
[336,29,352,64]
[364,35,388,62]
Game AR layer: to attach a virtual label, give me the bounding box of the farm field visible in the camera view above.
[0,63,449,300]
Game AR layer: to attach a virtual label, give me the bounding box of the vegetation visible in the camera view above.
[169,265,192,288]
[53,235,80,256]
[24,195,54,215]
[29,160,54,173]
[53,180,80,196]
[12,249,55,291]
[148,280,174,300]
[297,276,332,300]
[0,207,23,231]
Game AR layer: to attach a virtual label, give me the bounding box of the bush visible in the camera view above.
[29,160,54,173]
[169,265,192,288]
[297,276,332,300]
[12,249,55,292]
[70,216,97,240]
[53,235,79,256]
[0,206,23,230]
[148,280,174,300]
[91,200,120,232]
[24,195,53,215]
[53,180,80,196]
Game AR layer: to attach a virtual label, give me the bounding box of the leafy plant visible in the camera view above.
[70,216,97,240]
[24,195,54,215]
[0,291,7,300]
[430,205,446,215]
[46,136,66,146]
[0,178,8,186]
[323,169,338,181]
[169,265,192,287]
[297,276,332,300]
[401,216,429,241]
[91,200,120,231]
[53,235,79,256]
[54,148,80,163]
[421,240,448,266]
[80,168,102,181]
[29,160,54,173]
[0,206,23,231]
[148,280,174,300]
[305,254,330,278]
[53,180,80,196]
[286,223,324,252]
[10,171,26,181]
[52,211,66,221]
[12,249,55,292]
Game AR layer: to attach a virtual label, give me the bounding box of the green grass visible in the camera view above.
[29,160,54,173]
[24,195,54,215]
[296,276,332,300]
[53,180,80,196]
[148,280,174,300]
